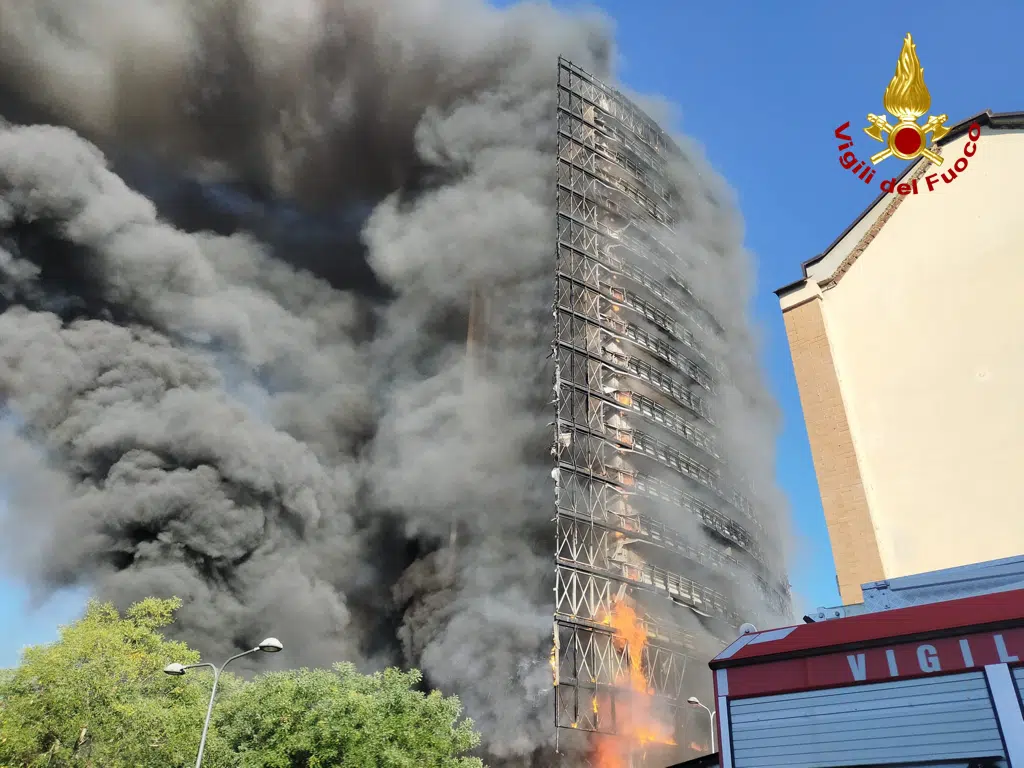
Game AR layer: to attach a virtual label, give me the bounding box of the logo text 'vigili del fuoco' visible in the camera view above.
[834,33,981,196]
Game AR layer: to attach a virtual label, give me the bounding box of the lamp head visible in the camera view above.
[686,696,701,706]
[163,663,187,676]
[257,637,283,653]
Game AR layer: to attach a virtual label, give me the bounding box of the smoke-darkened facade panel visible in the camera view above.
[551,58,789,745]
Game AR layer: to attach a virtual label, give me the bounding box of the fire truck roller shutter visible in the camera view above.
[1015,667,1024,703]
[728,671,1006,768]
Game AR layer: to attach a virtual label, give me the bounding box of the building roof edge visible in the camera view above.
[774,110,1024,294]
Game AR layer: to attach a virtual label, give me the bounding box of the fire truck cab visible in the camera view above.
[709,556,1024,768]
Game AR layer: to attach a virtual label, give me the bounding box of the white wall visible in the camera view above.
[817,128,1024,578]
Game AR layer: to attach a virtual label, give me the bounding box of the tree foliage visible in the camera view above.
[0,598,484,767]
[215,664,483,768]
[0,597,230,767]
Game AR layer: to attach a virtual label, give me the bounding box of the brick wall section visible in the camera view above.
[782,297,885,604]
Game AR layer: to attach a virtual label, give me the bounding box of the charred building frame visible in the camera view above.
[551,58,790,744]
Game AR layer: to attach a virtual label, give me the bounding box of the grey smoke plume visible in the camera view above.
[0,0,788,764]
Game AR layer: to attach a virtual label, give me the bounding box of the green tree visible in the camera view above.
[0,598,485,767]
[0,597,233,767]
[215,663,484,768]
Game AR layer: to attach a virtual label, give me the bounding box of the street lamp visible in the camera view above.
[686,696,717,753]
[164,637,283,768]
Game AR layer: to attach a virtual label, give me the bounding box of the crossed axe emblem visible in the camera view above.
[864,113,950,165]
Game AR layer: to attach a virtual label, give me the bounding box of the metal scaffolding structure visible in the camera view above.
[551,57,790,745]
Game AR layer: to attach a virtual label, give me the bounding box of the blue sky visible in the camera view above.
[3,3,1024,666]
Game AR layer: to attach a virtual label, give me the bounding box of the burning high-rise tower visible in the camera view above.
[550,58,791,764]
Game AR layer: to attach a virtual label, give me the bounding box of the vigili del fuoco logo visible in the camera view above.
[834,33,981,196]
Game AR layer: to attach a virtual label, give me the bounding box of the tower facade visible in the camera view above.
[551,58,789,750]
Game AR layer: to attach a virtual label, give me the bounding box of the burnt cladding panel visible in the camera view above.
[552,58,788,741]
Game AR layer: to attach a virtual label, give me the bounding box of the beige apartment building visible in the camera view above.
[776,111,1024,605]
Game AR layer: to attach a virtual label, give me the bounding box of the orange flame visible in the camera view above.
[612,600,648,693]
[592,598,676,768]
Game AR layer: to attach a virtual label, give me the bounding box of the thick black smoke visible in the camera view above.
[0,1,788,765]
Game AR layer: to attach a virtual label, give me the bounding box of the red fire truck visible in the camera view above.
[707,556,1024,768]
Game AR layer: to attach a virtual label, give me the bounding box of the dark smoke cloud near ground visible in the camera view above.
[0,0,788,764]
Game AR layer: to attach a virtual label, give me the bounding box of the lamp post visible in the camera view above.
[164,637,283,768]
[686,696,717,753]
